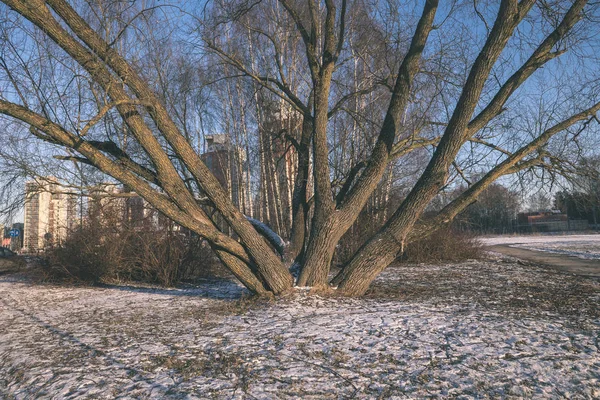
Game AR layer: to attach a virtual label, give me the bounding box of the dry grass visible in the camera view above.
[0,256,28,278]
[42,224,230,286]
[365,255,600,322]
[337,224,484,266]
[400,228,484,264]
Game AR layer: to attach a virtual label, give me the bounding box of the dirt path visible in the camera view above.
[488,244,600,278]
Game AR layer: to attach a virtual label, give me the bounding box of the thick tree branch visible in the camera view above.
[338,0,439,215]
[416,101,600,240]
[0,99,252,263]
[334,0,537,296]
[467,0,587,136]
[42,0,293,292]
[297,0,439,287]
[278,0,319,76]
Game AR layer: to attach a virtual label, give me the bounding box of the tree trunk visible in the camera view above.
[287,112,312,262]
[297,214,341,287]
[213,247,269,295]
[334,0,531,295]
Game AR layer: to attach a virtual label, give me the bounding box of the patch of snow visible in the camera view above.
[481,234,600,260]
[480,233,600,246]
[246,216,285,256]
[513,242,600,260]
[1,259,599,398]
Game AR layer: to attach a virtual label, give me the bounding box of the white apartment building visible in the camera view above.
[23,180,76,252]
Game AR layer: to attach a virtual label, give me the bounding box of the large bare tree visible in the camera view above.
[1,0,599,296]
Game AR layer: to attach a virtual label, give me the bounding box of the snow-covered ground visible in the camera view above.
[481,233,600,260]
[1,257,599,399]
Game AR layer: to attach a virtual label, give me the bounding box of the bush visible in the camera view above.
[44,216,228,286]
[400,228,483,264]
[336,216,483,266]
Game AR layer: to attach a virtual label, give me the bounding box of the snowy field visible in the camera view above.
[481,233,600,260]
[1,256,600,399]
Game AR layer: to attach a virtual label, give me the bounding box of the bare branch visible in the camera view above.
[467,0,587,136]
[79,99,153,136]
[0,98,252,263]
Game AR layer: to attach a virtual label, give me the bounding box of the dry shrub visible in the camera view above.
[44,215,227,286]
[44,222,119,283]
[336,215,483,266]
[335,212,382,265]
[178,235,232,280]
[400,228,483,264]
[121,230,187,286]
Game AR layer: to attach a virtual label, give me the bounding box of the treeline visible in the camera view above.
[453,184,521,235]
[554,190,600,226]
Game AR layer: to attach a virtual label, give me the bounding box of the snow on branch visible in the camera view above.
[246,216,285,257]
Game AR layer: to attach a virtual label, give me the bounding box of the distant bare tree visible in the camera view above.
[457,183,520,234]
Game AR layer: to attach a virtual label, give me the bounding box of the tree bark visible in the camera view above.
[297,0,439,287]
[9,0,293,293]
[335,0,536,295]
[287,111,312,262]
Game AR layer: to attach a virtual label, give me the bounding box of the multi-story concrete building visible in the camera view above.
[24,178,190,254]
[199,134,247,234]
[23,180,77,253]
[202,134,244,209]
